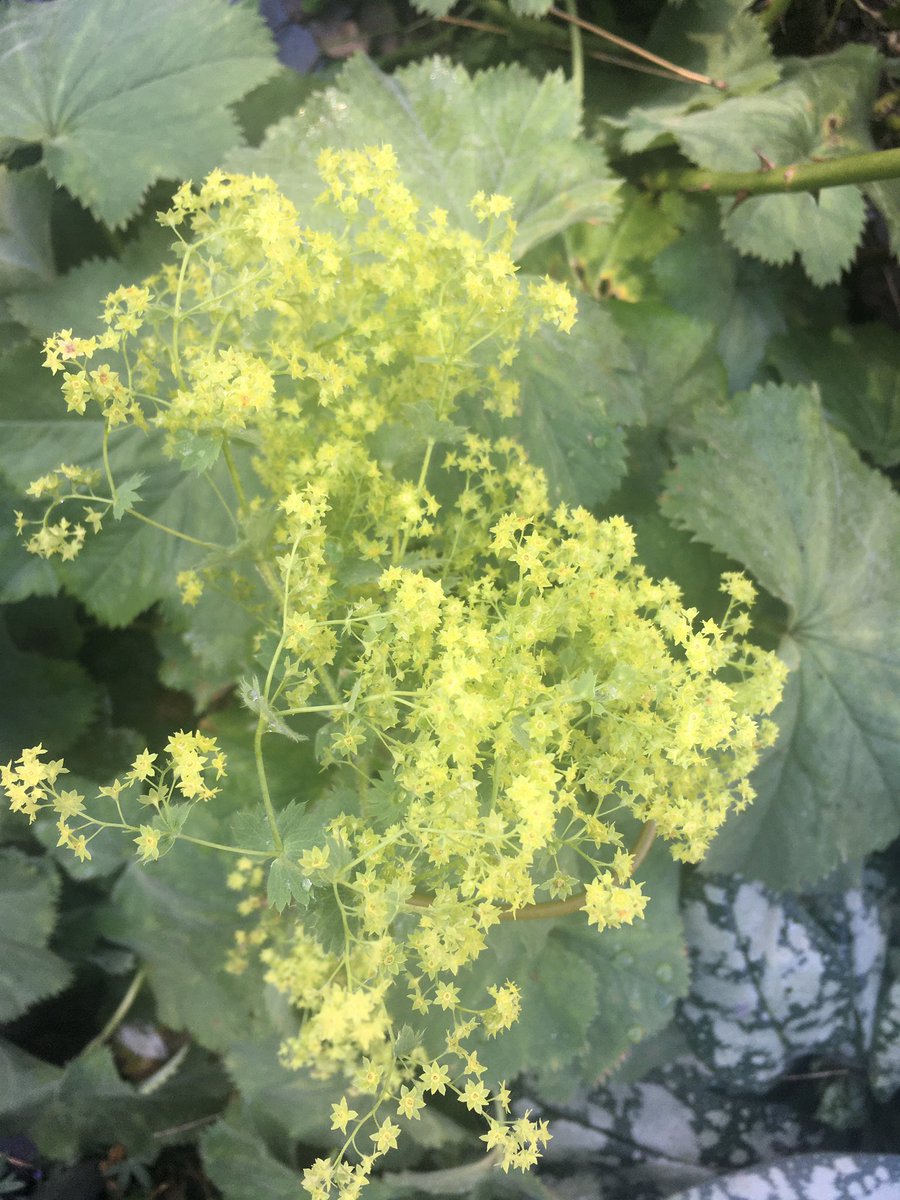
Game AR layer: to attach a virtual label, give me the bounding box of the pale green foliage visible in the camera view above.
[0,848,71,1021]
[663,385,900,886]
[0,0,277,227]
[229,55,619,260]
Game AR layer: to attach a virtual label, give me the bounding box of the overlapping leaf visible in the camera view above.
[679,870,890,1091]
[0,614,98,762]
[0,0,277,227]
[662,385,900,886]
[768,324,900,468]
[496,297,643,508]
[625,45,883,283]
[0,849,71,1022]
[461,846,688,1102]
[97,819,269,1053]
[0,1039,229,1161]
[230,55,619,258]
[0,346,235,627]
[534,1054,828,1200]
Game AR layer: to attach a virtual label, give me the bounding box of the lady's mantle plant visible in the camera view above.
[2,147,784,1198]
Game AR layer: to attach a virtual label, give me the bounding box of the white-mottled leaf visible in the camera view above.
[679,870,889,1091]
[666,1154,900,1200]
[533,1054,827,1200]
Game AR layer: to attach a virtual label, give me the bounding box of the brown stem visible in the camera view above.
[407,820,658,923]
[547,5,725,89]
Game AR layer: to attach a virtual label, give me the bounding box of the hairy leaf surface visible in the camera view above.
[0,849,71,1022]
[0,0,277,227]
[230,55,619,258]
[662,385,900,885]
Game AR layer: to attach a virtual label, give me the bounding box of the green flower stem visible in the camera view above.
[127,508,224,550]
[758,0,794,29]
[81,966,147,1057]
[645,147,900,197]
[565,0,584,103]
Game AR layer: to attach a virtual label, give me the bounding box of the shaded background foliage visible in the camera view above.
[1,0,900,1197]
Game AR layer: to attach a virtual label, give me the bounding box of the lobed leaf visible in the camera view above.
[0,849,71,1023]
[230,55,619,259]
[662,384,900,886]
[0,0,277,227]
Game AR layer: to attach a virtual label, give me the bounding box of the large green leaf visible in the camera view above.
[230,55,619,258]
[97,815,269,1053]
[651,198,836,393]
[0,613,98,761]
[0,1039,229,1161]
[0,0,277,228]
[463,846,688,1102]
[768,324,900,468]
[499,297,643,508]
[201,1109,301,1200]
[626,46,881,284]
[8,223,171,341]
[662,385,900,887]
[604,0,778,140]
[0,166,54,295]
[0,849,71,1022]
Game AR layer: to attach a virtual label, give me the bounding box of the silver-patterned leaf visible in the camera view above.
[666,1154,900,1200]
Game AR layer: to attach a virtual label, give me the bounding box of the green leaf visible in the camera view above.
[201,1109,301,1200]
[662,384,900,886]
[8,223,172,341]
[0,0,277,228]
[679,869,889,1091]
[97,813,269,1052]
[607,300,725,428]
[651,197,832,393]
[267,855,311,912]
[0,347,236,627]
[627,45,881,284]
[224,1038,344,1148]
[496,297,643,508]
[230,55,619,258]
[0,1039,229,1162]
[0,166,54,297]
[111,472,146,519]
[610,0,779,142]
[0,849,71,1022]
[768,324,900,468]
[0,613,99,761]
[722,186,865,287]
[538,845,689,1100]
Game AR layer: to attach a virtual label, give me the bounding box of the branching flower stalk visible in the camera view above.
[2,148,786,1200]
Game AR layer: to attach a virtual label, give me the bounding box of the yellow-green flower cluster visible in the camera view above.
[1,735,226,864]
[6,149,789,1199]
